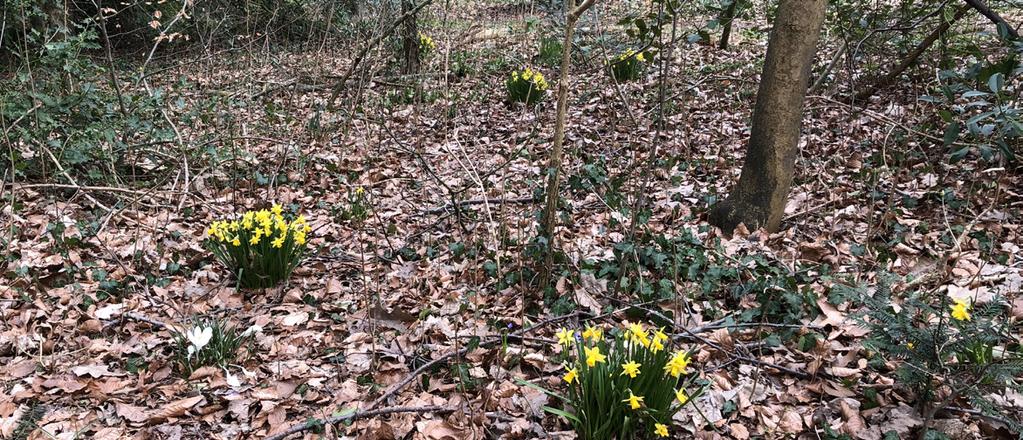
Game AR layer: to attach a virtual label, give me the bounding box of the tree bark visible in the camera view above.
[718,0,738,50]
[539,0,597,288]
[708,0,826,234]
[400,0,421,75]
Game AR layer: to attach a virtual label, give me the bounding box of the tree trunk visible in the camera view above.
[539,0,597,288]
[708,0,826,234]
[718,0,738,50]
[400,0,421,75]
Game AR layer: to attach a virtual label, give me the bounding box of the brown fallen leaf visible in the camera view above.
[147,395,204,423]
[0,404,27,438]
[41,374,88,394]
[91,427,125,440]
[779,410,804,433]
[188,366,220,381]
[5,360,37,379]
[116,402,148,424]
[839,400,865,436]
[728,422,750,439]
[415,419,465,440]
[72,364,123,378]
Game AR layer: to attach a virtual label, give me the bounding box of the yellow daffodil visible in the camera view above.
[271,235,286,248]
[636,52,646,62]
[584,345,606,367]
[555,328,574,347]
[623,391,644,410]
[907,342,915,350]
[664,350,690,378]
[626,322,651,348]
[676,388,688,405]
[654,423,669,437]
[651,337,665,353]
[951,298,971,321]
[651,328,668,352]
[621,360,641,378]
[582,325,602,342]
[204,206,311,288]
[563,367,578,384]
[653,328,668,344]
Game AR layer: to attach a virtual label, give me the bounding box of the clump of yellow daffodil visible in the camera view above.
[418,33,436,57]
[506,67,549,105]
[530,320,701,439]
[608,48,648,82]
[204,204,311,288]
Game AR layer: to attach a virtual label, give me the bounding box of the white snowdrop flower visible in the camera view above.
[186,326,213,354]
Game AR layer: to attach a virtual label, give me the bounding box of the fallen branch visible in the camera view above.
[102,311,173,332]
[852,5,969,102]
[638,304,827,380]
[266,312,580,439]
[264,406,454,440]
[12,183,177,201]
[424,196,537,214]
[963,0,1020,40]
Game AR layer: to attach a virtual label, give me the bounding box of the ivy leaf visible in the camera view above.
[942,122,960,147]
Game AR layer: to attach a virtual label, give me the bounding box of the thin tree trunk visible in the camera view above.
[809,42,846,93]
[718,0,738,50]
[539,0,597,288]
[400,0,421,75]
[853,5,969,102]
[708,0,827,234]
[91,0,127,116]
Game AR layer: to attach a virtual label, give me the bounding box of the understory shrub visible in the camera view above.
[1,16,172,184]
[205,204,311,288]
[525,322,701,439]
[506,67,549,105]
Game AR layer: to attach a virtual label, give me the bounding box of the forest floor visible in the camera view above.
[2,2,1022,440]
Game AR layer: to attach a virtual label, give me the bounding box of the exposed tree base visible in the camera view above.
[708,197,770,235]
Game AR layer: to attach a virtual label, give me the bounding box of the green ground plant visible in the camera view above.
[170,316,255,377]
[523,322,701,439]
[608,49,647,82]
[205,204,311,288]
[339,186,371,223]
[854,276,1023,434]
[537,36,563,67]
[419,32,436,58]
[506,67,549,105]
